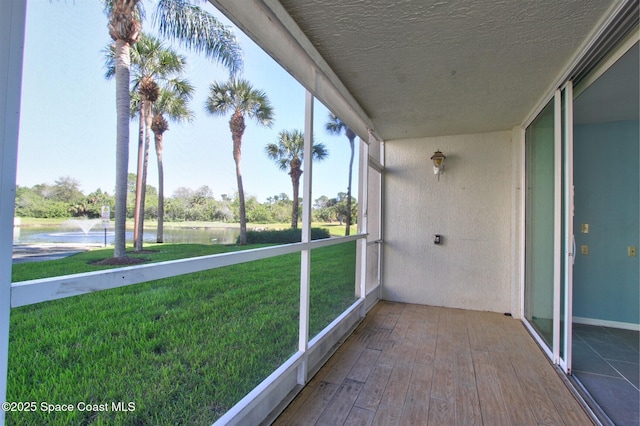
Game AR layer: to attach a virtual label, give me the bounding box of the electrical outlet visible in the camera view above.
[629,246,637,257]
[581,245,589,255]
[581,224,589,233]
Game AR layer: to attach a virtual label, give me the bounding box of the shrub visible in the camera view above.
[241,228,330,244]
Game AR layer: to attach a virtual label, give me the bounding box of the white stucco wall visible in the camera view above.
[383,130,516,314]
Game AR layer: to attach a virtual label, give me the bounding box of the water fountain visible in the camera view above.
[14,219,240,245]
[12,218,115,245]
[64,218,102,234]
[46,218,115,245]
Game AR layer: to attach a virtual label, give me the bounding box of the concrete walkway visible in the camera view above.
[12,243,103,263]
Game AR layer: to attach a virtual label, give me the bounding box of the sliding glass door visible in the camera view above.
[524,84,574,371]
[525,98,556,351]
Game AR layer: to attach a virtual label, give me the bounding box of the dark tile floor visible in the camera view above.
[573,323,639,426]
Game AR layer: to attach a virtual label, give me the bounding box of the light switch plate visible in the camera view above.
[629,246,637,257]
[581,224,589,233]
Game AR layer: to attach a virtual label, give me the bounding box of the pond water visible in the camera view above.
[13,225,241,245]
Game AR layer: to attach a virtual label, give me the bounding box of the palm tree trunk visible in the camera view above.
[290,162,302,229]
[114,38,131,258]
[133,102,145,250]
[136,99,153,251]
[236,161,247,245]
[345,137,355,236]
[155,131,165,243]
[231,111,247,245]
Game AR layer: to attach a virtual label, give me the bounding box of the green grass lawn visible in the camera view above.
[7,242,357,425]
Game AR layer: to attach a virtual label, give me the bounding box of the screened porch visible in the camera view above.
[1,0,638,425]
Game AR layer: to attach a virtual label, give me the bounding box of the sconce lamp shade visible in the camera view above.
[430,150,446,179]
[431,150,446,167]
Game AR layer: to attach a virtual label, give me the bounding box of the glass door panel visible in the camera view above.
[525,99,556,349]
[561,82,574,372]
[524,86,574,371]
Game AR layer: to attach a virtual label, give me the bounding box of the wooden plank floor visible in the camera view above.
[274,301,593,426]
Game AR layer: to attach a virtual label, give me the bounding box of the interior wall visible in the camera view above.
[383,130,514,313]
[573,120,639,326]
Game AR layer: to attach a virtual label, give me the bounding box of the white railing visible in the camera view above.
[11,235,363,309]
[9,233,377,425]
[13,244,292,305]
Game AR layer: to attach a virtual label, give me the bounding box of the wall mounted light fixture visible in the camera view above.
[430,149,446,180]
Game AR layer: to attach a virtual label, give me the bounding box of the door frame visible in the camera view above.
[560,81,574,374]
[522,84,574,374]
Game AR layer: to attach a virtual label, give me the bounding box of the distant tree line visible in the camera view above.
[14,175,357,226]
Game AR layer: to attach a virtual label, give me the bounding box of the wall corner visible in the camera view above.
[510,126,525,319]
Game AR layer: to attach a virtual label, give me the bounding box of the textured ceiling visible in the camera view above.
[278,0,616,140]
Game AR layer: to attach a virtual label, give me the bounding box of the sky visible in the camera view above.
[16,0,359,203]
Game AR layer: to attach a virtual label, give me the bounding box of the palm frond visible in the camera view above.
[266,129,327,173]
[154,86,195,124]
[130,91,142,117]
[166,77,195,101]
[265,143,289,172]
[130,33,185,79]
[103,43,116,79]
[205,79,273,127]
[325,112,346,135]
[312,142,329,160]
[154,0,243,76]
[205,81,234,116]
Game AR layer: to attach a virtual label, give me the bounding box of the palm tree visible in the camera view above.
[131,35,185,251]
[105,0,142,258]
[265,130,328,228]
[104,0,243,259]
[106,34,187,251]
[325,113,357,235]
[134,75,158,251]
[151,80,195,243]
[205,79,274,245]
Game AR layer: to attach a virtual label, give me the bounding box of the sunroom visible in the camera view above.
[1,0,638,425]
